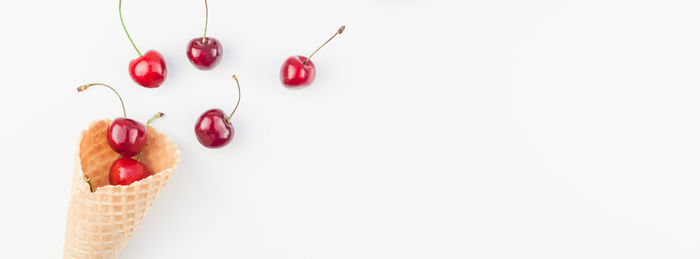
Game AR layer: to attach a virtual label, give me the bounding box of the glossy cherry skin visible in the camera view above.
[129,50,167,88]
[107,118,147,157]
[109,157,151,186]
[194,108,233,148]
[186,37,223,70]
[280,55,316,88]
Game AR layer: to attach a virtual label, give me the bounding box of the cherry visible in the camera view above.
[187,38,222,70]
[120,0,167,88]
[280,56,316,87]
[109,157,151,186]
[108,118,146,157]
[128,50,167,88]
[77,83,163,157]
[195,109,232,148]
[280,25,345,88]
[195,75,241,148]
[186,0,223,70]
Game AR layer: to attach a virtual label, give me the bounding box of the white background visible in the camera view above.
[1,0,700,258]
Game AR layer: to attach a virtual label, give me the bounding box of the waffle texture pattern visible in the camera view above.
[64,120,180,258]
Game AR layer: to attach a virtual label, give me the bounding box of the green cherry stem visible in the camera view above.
[146,112,165,127]
[226,75,241,123]
[119,0,142,56]
[84,175,94,192]
[77,83,127,117]
[137,112,164,161]
[303,25,346,65]
[202,0,209,44]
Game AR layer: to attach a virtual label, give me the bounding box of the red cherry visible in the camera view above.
[281,56,316,88]
[120,0,167,88]
[109,157,151,186]
[77,83,164,156]
[107,118,146,157]
[187,38,223,70]
[195,109,233,148]
[186,0,223,70]
[195,75,241,148]
[280,25,345,88]
[128,50,167,88]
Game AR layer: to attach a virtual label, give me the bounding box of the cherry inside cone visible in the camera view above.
[109,156,151,186]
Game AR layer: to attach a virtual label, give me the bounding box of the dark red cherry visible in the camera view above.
[187,37,223,70]
[128,50,167,88]
[194,75,241,148]
[195,109,233,148]
[279,25,345,89]
[109,157,151,186]
[186,0,222,70]
[280,56,315,88]
[107,118,147,157]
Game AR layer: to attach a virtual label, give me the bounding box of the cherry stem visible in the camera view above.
[84,175,94,192]
[137,112,164,161]
[202,0,209,44]
[226,75,241,123]
[146,112,164,127]
[77,83,127,118]
[119,0,142,56]
[303,25,346,65]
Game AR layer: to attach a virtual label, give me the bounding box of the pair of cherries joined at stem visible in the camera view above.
[119,0,222,89]
[280,25,345,88]
[77,83,163,191]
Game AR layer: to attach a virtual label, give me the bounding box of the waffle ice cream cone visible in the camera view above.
[63,120,180,259]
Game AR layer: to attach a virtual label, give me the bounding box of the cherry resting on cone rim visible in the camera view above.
[78,83,148,157]
[120,0,167,88]
[186,0,223,70]
[107,118,146,157]
[195,75,242,148]
[280,25,345,88]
